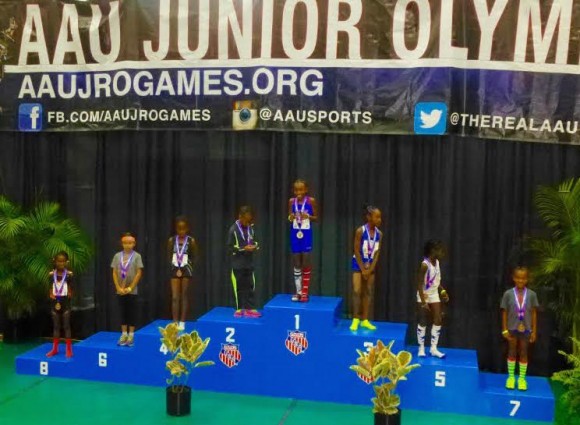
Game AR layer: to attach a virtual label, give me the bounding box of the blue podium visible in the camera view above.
[16,295,554,422]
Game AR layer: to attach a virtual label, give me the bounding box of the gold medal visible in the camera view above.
[176,269,183,278]
[55,302,61,311]
[517,322,526,333]
[297,231,304,239]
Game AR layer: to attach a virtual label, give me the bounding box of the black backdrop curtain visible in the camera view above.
[1,131,579,376]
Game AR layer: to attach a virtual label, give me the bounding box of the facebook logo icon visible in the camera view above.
[18,104,43,131]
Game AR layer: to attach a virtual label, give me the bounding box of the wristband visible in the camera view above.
[502,330,509,335]
[440,289,447,295]
[288,215,293,222]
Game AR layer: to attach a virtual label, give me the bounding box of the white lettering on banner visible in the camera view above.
[18,5,49,66]
[178,0,210,60]
[12,0,580,74]
[514,0,573,64]
[143,0,170,61]
[392,0,431,60]
[90,1,121,64]
[326,0,362,60]
[219,0,253,60]
[472,0,509,61]
[439,0,467,60]
[282,0,318,60]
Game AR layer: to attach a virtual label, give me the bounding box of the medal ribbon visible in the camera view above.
[364,225,378,262]
[120,251,134,280]
[236,221,252,245]
[513,288,527,321]
[294,197,308,229]
[174,236,189,267]
[53,269,68,298]
[424,259,437,290]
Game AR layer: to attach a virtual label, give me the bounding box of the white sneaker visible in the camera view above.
[291,293,301,302]
[418,345,426,357]
[178,322,185,331]
[430,347,446,358]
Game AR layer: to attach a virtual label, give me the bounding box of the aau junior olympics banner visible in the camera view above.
[0,0,578,143]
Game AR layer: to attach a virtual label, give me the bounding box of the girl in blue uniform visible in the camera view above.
[350,205,382,331]
[288,179,319,302]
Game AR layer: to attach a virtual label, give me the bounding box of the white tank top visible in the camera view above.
[421,258,440,294]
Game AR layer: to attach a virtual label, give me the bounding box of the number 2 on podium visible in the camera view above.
[226,327,236,343]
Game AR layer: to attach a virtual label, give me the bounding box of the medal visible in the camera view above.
[296,231,304,239]
[517,322,526,332]
[120,251,135,280]
[174,236,189,268]
[53,269,68,299]
[236,220,253,245]
[55,302,61,311]
[513,288,527,323]
[364,224,378,262]
[176,269,182,278]
[294,197,308,229]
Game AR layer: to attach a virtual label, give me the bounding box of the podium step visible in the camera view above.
[15,296,554,422]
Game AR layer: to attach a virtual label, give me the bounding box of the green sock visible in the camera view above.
[519,362,528,379]
[507,359,516,378]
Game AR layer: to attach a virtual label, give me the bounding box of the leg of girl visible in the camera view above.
[517,335,529,390]
[180,278,190,327]
[292,254,303,302]
[301,253,312,302]
[416,303,430,357]
[46,310,60,357]
[350,272,362,331]
[506,334,518,389]
[126,296,137,346]
[117,296,128,346]
[63,309,73,358]
[360,274,377,330]
[430,302,446,358]
[171,278,181,324]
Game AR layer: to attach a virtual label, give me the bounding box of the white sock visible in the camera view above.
[122,331,128,337]
[129,332,134,337]
[293,268,302,293]
[431,325,442,348]
[417,325,426,347]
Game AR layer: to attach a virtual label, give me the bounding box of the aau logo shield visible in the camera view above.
[285,330,309,356]
[219,343,242,368]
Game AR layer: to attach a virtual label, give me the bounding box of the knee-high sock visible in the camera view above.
[519,361,528,379]
[508,358,516,378]
[417,325,427,347]
[302,267,311,296]
[293,268,302,294]
[431,325,442,348]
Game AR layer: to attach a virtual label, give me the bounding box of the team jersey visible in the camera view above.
[290,197,314,253]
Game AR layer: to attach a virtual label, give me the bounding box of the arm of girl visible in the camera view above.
[127,268,143,293]
[501,308,511,340]
[287,199,295,222]
[530,307,538,343]
[167,238,174,263]
[112,267,123,295]
[417,263,429,310]
[68,272,73,298]
[190,238,199,267]
[308,197,319,222]
[353,227,366,274]
[368,229,382,275]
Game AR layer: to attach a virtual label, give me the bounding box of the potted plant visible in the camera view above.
[159,322,214,416]
[552,337,580,416]
[350,340,420,425]
[0,196,92,340]
[529,178,580,351]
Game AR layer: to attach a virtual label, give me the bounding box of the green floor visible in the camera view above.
[0,342,576,425]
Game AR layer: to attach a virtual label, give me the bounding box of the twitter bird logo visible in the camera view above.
[414,102,447,135]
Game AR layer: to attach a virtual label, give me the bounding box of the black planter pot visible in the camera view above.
[374,411,402,425]
[166,386,192,416]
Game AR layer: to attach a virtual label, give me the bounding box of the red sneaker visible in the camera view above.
[65,339,73,358]
[46,338,59,358]
[244,309,262,318]
[299,295,309,303]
